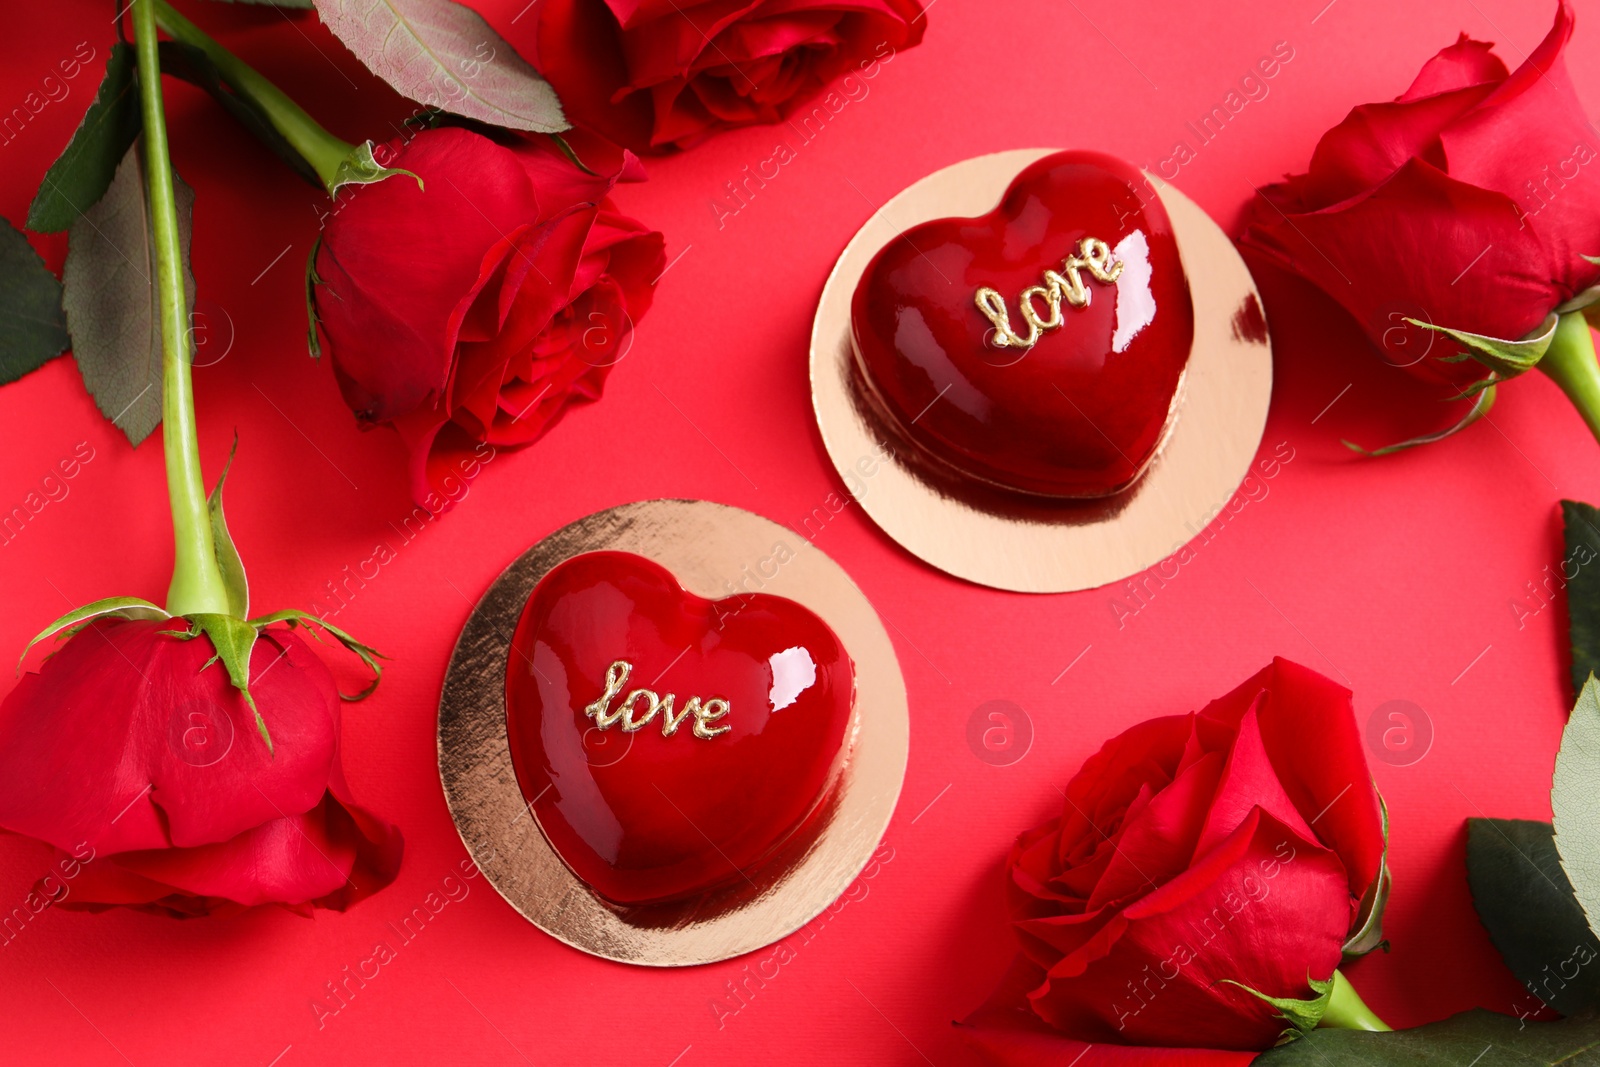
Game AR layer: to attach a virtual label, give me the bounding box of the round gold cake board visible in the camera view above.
[811,148,1273,593]
[437,499,908,966]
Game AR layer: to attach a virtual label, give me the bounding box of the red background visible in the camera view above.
[0,0,1592,1062]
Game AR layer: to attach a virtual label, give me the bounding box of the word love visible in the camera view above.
[584,660,732,740]
[974,236,1122,349]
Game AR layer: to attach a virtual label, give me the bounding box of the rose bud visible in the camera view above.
[534,0,927,152]
[312,127,666,505]
[0,616,401,916]
[1239,1,1600,448]
[962,659,1391,1064]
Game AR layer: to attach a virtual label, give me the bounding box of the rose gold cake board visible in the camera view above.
[437,499,908,966]
[811,148,1273,593]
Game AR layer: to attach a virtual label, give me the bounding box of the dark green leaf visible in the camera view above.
[1254,1009,1600,1065]
[27,42,140,233]
[157,41,321,189]
[0,217,70,384]
[61,141,196,446]
[1468,818,1600,1016]
[1564,501,1600,696]
[1554,677,1600,946]
[17,595,167,672]
[207,436,249,619]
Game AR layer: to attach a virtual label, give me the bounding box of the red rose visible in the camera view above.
[1239,1,1600,389]
[0,619,401,916]
[962,659,1387,1064]
[535,0,926,152]
[312,126,665,504]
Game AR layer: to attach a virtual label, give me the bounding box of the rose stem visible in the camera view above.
[1538,311,1600,447]
[151,0,355,194]
[1317,969,1391,1032]
[132,0,231,617]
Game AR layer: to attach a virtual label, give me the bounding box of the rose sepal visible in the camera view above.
[1412,313,1558,379]
[15,595,168,672]
[1221,972,1335,1042]
[244,608,385,701]
[1342,789,1392,957]
[1341,385,1497,457]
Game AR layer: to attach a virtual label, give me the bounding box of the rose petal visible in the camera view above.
[1029,809,1348,1049]
[0,620,339,857]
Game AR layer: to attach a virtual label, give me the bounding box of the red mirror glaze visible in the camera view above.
[850,151,1194,498]
[505,551,856,906]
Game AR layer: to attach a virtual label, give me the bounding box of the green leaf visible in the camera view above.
[0,216,70,384]
[247,609,384,700]
[1253,1009,1600,1065]
[329,141,421,198]
[1467,817,1600,1017]
[1342,384,1496,457]
[311,0,568,133]
[1554,676,1600,946]
[61,140,196,447]
[1565,501,1600,697]
[1344,791,1391,957]
[207,436,249,619]
[156,40,321,190]
[1415,313,1559,379]
[27,42,141,233]
[180,612,268,752]
[1222,974,1334,1040]
[17,595,167,672]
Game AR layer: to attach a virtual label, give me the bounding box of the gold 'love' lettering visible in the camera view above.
[583,660,732,740]
[974,237,1123,350]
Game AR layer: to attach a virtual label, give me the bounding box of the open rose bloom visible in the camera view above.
[0,618,402,916]
[1239,1,1600,391]
[962,659,1387,1065]
[535,0,927,151]
[313,127,664,505]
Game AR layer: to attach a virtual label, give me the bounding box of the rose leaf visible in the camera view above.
[310,0,568,133]
[194,0,313,7]
[1466,817,1600,1016]
[0,217,70,385]
[1564,501,1600,696]
[1553,676,1600,947]
[61,141,196,447]
[27,42,141,233]
[1253,1010,1600,1065]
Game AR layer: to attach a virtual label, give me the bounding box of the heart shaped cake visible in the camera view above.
[850,151,1194,498]
[505,551,857,906]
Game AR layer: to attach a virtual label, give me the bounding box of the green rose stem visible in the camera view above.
[1318,969,1392,1032]
[133,0,231,617]
[1538,311,1600,447]
[150,0,356,193]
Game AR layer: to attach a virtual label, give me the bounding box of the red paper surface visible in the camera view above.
[0,1,1591,1062]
